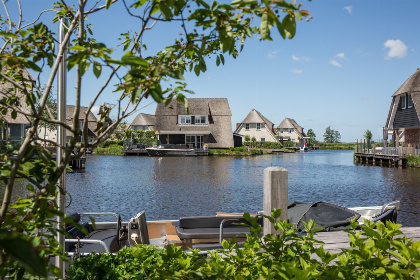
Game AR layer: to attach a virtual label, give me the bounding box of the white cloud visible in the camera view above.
[343,6,352,15]
[384,39,407,59]
[267,50,278,59]
[292,55,312,62]
[330,52,347,67]
[330,60,342,67]
[290,69,303,74]
[91,106,100,115]
[335,53,347,60]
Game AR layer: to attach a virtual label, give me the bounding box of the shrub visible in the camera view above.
[67,211,420,279]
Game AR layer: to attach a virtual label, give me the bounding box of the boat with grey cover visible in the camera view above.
[63,200,400,257]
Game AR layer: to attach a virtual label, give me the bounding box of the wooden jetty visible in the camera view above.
[123,149,148,156]
[354,145,420,167]
[315,227,420,254]
[69,156,86,169]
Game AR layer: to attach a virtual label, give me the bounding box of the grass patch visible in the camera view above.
[94,144,123,156]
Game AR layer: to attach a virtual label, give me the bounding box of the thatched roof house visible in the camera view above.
[129,113,156,131]
[386,68,420,146]
[38,105,98,144]
[155,98,234,149]
[0,71,32,142]
[276,118,306,142]
[234,109,279,143]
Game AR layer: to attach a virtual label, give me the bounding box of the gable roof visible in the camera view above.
[387,68,420,128]
[392,68,420,97]
[155,98,232,116]
[241,109,274,128]
[277,118,302,131]
[65,105,98,137]
[130,113,156,126]
[277,118,305,137]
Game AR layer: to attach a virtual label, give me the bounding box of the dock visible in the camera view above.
[123,149,148,156]
[315,227,420,254]
[354,146,419,167]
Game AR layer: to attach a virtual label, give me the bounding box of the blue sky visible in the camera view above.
[3,1,420,142]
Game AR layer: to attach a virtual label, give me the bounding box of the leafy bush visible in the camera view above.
[95,144,123,155]
[408,155,420,167]
[67,210,420,279]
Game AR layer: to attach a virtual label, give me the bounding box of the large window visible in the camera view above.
[256,123,261,130]
[245,124,250,130]
[179,115,207,125]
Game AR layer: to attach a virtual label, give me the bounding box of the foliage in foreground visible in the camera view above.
[67,210,420,279]
[0,0,311,277]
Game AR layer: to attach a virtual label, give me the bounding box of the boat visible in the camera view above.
[146,144,197,156]
[63,200,400,257]
[299,143,308,152]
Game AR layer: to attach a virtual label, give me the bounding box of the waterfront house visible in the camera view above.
[234,109,279,143]
[129,113,156,131]
[38,105,98,144]
[0,74,32,144]
[386,67,420,147]
[155,98,234,149]
[276,118,306,143]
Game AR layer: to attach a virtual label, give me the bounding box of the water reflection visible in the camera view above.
[1,150,419,226]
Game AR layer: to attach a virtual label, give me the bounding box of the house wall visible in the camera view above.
[404,128,420,146]
[155,115,233,149]
[277,129,301,142]
[236,123,277,142]
[393,97,420,129]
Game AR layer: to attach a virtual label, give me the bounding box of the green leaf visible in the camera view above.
[0,31,18,39]
[274,17,286,39]
[89,217,97,231]
[260,12,269,40]
[131,88,142,104]
[158,3,173,20]
[220,54,225,65]
[283,14,296,39]
[216,56,220,66]
[93,63,102,78]
[11,110,17,119]
[122,56,149,67]
[105,0,112,9]
[0,232,47,277]
[194,65,200,76]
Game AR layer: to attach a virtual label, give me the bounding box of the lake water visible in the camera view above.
[4,150,420,226]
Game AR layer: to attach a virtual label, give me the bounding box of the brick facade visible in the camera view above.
[404,128,420,146]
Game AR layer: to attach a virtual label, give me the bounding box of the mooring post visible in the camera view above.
[263,167,288,236]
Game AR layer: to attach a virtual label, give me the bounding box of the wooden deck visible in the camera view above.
[354,152,407,167]
[123,149,148,156]
[314,227,420,254]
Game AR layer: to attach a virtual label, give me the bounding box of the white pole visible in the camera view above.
[55,19,67,277]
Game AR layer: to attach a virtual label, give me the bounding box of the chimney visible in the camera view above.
[236,123,241,129]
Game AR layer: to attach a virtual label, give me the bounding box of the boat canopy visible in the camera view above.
[287,201,361,232]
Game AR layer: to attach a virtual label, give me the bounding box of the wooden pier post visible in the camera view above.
[263,167,288,236]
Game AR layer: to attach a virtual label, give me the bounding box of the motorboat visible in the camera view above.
[63,200,400,257]
[299,143,308,152]
[146,144,197,156]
